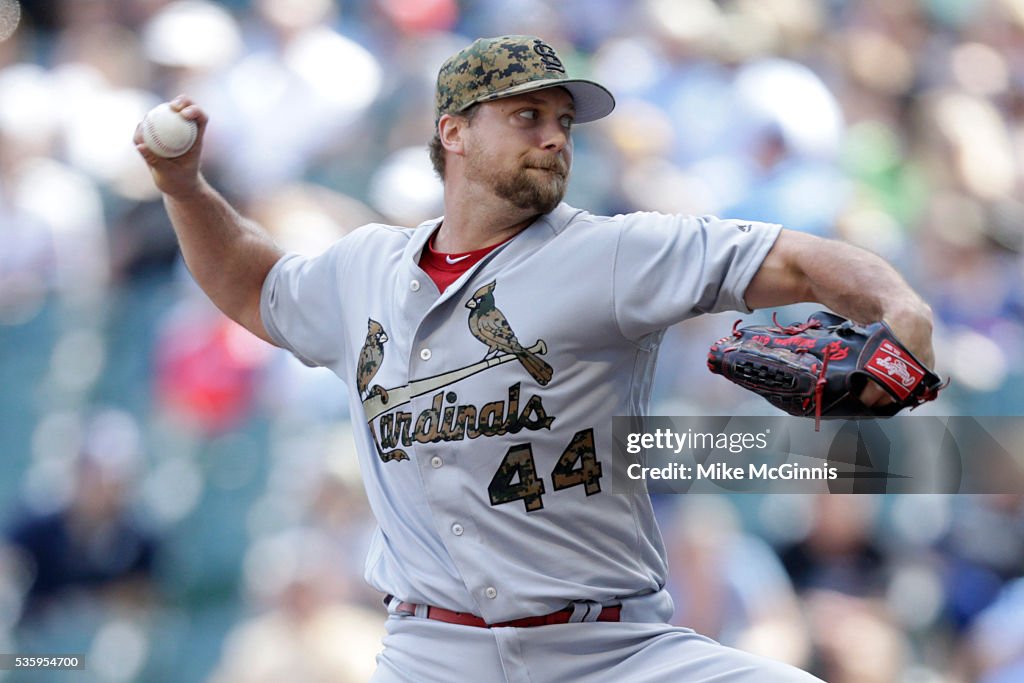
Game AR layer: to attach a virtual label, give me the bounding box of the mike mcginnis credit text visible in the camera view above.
[626,462,840,481]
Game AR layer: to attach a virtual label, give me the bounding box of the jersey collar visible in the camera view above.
[407,202,583,257]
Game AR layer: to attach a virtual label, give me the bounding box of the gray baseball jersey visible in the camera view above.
[259,203,823,681]
[260,203,779,625]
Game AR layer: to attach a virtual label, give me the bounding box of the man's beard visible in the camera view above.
[469,154,568,214]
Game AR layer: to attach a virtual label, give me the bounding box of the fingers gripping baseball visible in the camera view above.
[134,95,208,197]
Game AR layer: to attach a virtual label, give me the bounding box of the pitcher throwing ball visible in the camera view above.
[135,35,935,682]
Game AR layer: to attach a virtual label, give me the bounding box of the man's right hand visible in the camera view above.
[134,95,207,198]
[132,94,282,346]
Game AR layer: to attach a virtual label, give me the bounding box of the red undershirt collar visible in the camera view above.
[419,229,513,293]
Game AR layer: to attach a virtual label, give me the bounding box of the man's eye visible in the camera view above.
[560,115,575,129]
[519,110,537,120]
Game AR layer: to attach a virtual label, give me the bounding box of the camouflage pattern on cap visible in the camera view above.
[435,35,615,124]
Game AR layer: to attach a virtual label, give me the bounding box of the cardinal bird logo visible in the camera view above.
[466,281,553,386]
[357,318,390,403]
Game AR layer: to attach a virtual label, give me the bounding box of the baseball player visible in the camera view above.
[135,35,934,682]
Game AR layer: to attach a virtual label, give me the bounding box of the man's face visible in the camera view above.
[461,87,575,214]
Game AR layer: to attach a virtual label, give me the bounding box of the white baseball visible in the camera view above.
[141,102,198,158]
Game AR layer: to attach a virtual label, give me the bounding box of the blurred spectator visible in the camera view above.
[186,0,384,199]
[0,61,110,317]
[3,408,160,623]
[937,495,1024,633]
[154,290,273,436]
[1,408,161,683]
[781,495,887,597]
[664,497,811,668]
[208,527,383,683]
[967,576,1024,683]
[780,495,907,683]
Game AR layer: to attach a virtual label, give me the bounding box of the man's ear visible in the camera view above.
[438,113,467,155]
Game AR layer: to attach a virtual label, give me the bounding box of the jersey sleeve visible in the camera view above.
[260,240,350,368]
[612,213,782,340]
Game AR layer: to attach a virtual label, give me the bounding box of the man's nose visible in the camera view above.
[540,119,569,153]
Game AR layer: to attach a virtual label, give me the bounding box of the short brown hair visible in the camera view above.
[428,104,479,181]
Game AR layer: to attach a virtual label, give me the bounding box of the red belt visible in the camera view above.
[392,599,621,628]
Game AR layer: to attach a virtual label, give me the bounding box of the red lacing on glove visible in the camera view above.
[772,312,823,335]
[796,344,845,431]
[917,378,951,404]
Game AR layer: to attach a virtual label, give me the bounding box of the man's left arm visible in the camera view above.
[745,229,935,405]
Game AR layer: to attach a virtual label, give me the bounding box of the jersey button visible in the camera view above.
[430,456,443,468]
[485,587,497,599]
[420,348,432,361]
[410,280,420,292]
[451,523,464,536]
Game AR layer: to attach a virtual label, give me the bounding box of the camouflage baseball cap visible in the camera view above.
[435,35,615,124]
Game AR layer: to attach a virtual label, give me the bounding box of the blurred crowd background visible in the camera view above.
[1,0,1024,681]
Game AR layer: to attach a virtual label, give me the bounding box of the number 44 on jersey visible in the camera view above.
[488,428,602,512]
